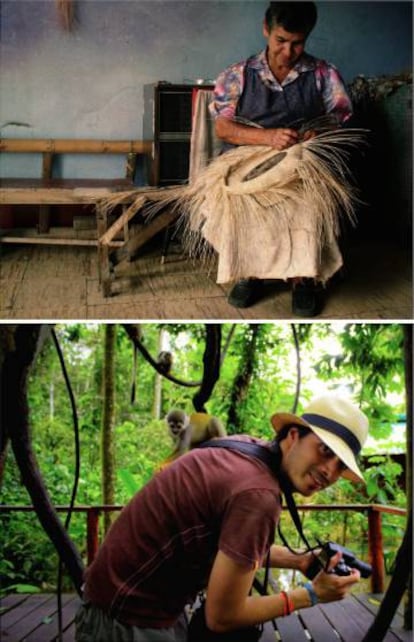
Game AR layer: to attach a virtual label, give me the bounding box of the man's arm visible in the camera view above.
[215,116,299,150]
[268,544,317,575]
[205,549,360,633]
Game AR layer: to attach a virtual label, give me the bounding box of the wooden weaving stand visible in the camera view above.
[0,138,180,296]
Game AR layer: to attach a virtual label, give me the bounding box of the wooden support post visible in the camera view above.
[125,152,137,181]
[86,508,100,565]
[368,508,385,593]
[38,152,53,233]
[96,206,112,297]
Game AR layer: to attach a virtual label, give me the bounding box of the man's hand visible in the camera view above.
[297,549,322,576]
[312,551,360,603]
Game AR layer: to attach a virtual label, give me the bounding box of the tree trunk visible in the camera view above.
[403,324,412,629]
[101,324,116,534]
[153,327,167,419]
[227,324,260,433]
[192,325,222,413]
[0,325,16,483]
[1,324,84,594]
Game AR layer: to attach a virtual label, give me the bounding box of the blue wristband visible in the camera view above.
[303,582,319,606]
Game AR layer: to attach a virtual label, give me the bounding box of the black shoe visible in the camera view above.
[292,280,320,317]
[228,278,262,308]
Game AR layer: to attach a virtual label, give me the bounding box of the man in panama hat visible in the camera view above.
[76,395,369,641]
[271,394,368,485]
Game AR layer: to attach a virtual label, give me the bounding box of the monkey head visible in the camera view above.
[166,409,188,437]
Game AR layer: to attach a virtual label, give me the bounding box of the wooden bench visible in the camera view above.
[0,138,170,296]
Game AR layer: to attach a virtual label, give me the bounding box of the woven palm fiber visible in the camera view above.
[171,129,367,283]
[98,129,366,284]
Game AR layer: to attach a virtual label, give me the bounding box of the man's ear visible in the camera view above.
[263,21,270,39]
[286,425,301,445]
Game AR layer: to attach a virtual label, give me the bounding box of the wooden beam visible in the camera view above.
[98,195,147,246]
[0,139,153,154]
[109,208,180,266]
[0,186,131,205]
[0,236,123,247]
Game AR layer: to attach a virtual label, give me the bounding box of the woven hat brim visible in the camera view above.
[270,412,364,483]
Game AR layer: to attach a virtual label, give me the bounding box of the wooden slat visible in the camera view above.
[0,235,99,246]
[0,139,153,154]
[57,621,76,642]
[98,195,147,245]
[354,594,412,642]
[109,207,180,266]
[343,594,400,642]
[1,185,132,205]
[319,598,369,642]
[24,594,80,642]
[297,603,340,642]
[260,620,277,641]
[275,611,309,641]
[354,592,404,622]
[0,593,54,633]
[0,593,31,614]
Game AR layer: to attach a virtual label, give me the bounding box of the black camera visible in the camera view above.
[306,541,372,579]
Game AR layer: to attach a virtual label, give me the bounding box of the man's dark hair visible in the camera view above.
[265,2,318,35]
[275,424,312,443]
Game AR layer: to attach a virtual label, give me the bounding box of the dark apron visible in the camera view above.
[222,56,325,152]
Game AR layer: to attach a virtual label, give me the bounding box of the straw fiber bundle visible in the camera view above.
[170,128,367,283]
[97,128,366,284]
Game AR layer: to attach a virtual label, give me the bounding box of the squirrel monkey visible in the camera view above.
[158,410,226,470]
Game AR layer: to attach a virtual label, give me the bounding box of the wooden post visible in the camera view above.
[38,152,53,233]
[96,205,112,297]
[125,152,137,181]
[86,508,100,565]
[368,507,385,593]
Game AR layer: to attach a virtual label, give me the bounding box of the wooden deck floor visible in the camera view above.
[0,233,412,320]
[0,592,410,642]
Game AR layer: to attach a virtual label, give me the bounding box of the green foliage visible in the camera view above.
[1,322,408,591]
[363,456,404,504]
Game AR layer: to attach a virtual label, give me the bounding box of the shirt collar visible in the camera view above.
[251,49,317,87]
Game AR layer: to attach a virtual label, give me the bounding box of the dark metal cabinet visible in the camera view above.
[153,82,213,186]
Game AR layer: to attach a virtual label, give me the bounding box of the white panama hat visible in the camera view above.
[270,395,369,483]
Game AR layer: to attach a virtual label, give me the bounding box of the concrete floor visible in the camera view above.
[0,235,412,320]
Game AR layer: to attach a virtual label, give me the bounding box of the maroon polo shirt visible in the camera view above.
[83,436,281,627]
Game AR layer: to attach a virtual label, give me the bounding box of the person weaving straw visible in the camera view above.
[204,0,363,316]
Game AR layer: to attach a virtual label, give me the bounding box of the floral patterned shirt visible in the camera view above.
[209,49,353,124]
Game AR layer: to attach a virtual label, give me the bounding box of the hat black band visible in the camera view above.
[301,413,361,456]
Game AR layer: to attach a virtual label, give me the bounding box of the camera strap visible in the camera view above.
[197,439,316,554]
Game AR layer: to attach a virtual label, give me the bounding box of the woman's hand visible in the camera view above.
[265,127,299,149]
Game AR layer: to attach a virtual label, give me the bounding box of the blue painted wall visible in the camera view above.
[1,0,412,178]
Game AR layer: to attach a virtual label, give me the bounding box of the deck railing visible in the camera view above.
[0,503,407,593]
